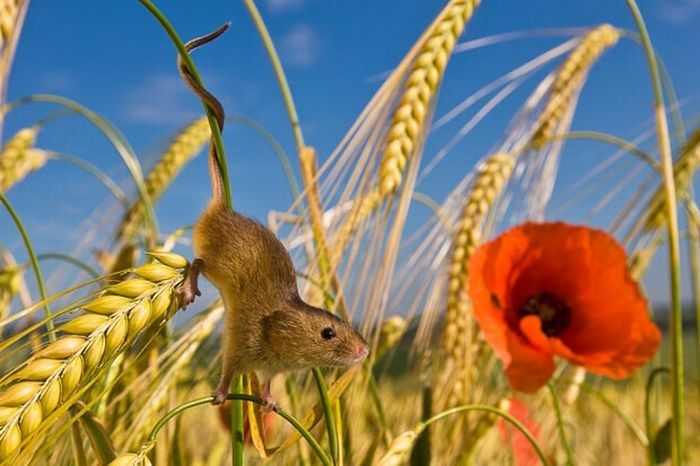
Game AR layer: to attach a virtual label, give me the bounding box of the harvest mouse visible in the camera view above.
[176,25,369,409]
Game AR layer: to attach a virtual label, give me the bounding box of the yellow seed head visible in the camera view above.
[377,430,418,466]
[0,127,48,194]
[379,0,482,196]
[531,24,619,148]
[117,117,210,242]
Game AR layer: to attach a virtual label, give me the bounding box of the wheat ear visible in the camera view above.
[642,127,700,232]
[117,117,210,242]
[0,252,187,462]
[0,127,48,194]
[379,0,482,197]
[530,24,619,148]
[329,0,482,267]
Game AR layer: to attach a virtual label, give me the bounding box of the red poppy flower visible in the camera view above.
[468,222,661,392]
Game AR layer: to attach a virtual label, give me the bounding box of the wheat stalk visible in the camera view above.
[379,0,482,197]
[529,24,619,148]
[117,117,210,242]
[0,252,187,462]
[0,127,48,194]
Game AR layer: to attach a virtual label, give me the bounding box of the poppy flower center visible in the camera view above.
[519,292,571,336]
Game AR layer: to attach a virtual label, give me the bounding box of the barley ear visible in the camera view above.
[530,24,619,149]
[0,127,48,194]
[117,117,210,242]
[439,152,514,409]
[0,253,187,462]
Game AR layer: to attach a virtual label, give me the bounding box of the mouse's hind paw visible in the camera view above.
[212,386,228,405]
[177,258,203,310]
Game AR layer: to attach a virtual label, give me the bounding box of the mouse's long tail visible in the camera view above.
[177,24,229,205]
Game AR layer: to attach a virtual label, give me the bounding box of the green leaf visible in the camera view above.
[653,419,672,464]
[74,403,117,465]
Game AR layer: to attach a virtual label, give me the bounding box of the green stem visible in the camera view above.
[242,0,305,153]
[147,394,331,466]
[48,152,129,207]
[313,368,338,465]
[231,377,245,466]
[645,367,671,466]
[420,405,551,466]
[579,384,648,447]
[625,2,685,464]
[548,383,574,465]
[137,0,232,209]
[35,253,101,279]
[0,193,55,341]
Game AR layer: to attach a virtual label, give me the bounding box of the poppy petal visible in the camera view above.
[503,329,555,392]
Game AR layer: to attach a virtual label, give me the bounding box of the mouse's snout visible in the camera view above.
[350,337,369,364]
[356,341,369,360]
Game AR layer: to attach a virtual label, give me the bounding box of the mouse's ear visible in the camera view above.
[261,309,302,341]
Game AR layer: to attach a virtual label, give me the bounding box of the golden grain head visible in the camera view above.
[0,127,48,194]
[377,430,418,466]
[379,0,482,197]
[0,252,188,459]
[117,117,210,242]
[531,24,620,148]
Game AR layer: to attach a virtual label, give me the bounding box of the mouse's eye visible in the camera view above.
[321,327,336,340]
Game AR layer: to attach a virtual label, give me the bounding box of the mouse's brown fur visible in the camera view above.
[177,26,369,407]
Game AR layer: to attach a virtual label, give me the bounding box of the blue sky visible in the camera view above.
[2,0,700,308]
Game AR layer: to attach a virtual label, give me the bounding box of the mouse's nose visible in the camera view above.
[356,342,369,360]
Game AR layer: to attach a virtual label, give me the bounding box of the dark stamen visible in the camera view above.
[519,292,571,336]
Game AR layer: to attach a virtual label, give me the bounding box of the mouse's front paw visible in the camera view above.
[212,387,228,405]
[177,282,200,310]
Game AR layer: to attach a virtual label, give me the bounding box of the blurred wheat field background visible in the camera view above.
[0,0,699,465]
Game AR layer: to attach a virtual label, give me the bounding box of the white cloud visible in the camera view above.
[657,0,700,22]
[266,0,306,14]
[280,24,320,67]
[123,74,199,125]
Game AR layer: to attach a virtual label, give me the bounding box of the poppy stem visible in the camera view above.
[624,2,685,464]
[547,383,574,465]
